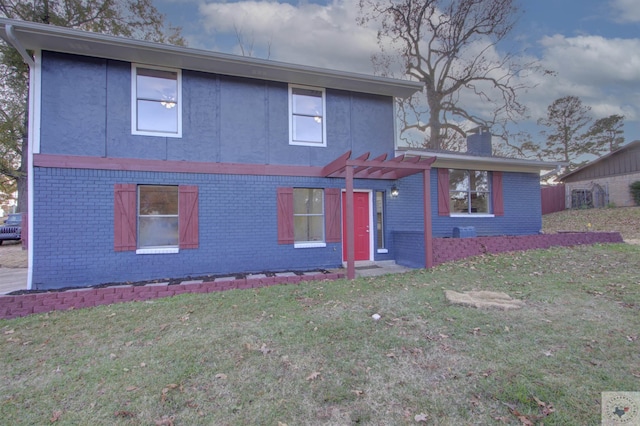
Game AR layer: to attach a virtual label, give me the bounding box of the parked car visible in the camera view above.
[0,213,22,244]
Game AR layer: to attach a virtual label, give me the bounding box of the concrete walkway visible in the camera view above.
[0,268,27,294]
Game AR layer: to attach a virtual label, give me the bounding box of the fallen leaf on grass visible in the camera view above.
[306,371,321,381]
[126,386,138,392]
[50,410,62,422]
[414,413,428,422]
[4,329,14,335]
[161,384,182,402]
[114,411,136,418]
[154,415,175,426]
[215,373,227,380]
[260,343,272,355]
[351,389,364,396]
[533,396,555,416]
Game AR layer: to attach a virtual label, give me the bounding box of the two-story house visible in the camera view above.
[1,18,556,290]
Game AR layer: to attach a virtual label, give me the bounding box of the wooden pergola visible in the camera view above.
[322,151,437,279]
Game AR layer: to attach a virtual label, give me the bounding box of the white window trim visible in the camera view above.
[131,63,182,138]
[294,242,327,249]
[289,84,327,147]
[136,247,180,255]
[450,213,495,218]
[293,188,326,246]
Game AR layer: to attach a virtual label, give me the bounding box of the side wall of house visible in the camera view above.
[386,170,542,268]
[38,52,395,166]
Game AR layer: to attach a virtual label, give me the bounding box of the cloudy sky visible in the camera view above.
[154,0,640,147]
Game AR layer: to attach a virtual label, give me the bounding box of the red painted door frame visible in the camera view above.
[342,191,370,261]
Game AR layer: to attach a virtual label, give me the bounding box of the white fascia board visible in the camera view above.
[399,149,565,173]
[0,18,423,99]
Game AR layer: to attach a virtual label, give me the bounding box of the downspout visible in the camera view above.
[5,25,35,68]
[6,24,35,290]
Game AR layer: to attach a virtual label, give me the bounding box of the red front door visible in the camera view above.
[342,192,370,261]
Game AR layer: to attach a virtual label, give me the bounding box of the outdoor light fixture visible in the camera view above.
[390,184,399,198]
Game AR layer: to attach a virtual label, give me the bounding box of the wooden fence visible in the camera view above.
[541,184,566,215]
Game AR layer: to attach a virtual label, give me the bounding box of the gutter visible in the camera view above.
[5,24,35,68]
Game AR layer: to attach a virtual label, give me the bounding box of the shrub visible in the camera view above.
[630,181,640,206]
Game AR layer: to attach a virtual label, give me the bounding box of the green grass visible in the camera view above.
[1,244,639,425]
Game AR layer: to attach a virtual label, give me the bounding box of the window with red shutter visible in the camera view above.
[437,168,450,216]
[324,188,341,243]
[277,187,294,244]
[114,184,137,251]
[179,185,199,249]
[492,172,504,216]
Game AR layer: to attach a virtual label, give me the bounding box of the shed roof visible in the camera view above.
[559,140,640,182]
[0,18,423,99]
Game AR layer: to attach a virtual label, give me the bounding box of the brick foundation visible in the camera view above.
[432,231,623,265]
[0,271,345,320]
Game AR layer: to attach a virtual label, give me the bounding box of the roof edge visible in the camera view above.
[398,148,565,173]
[0,18,423,99]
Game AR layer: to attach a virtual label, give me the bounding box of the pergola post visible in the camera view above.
[423,169,433,269]
[345,165,356,279]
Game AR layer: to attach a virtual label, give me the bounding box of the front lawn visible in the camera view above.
[1,243,638,425]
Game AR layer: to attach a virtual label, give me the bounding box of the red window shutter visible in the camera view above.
[114,184,137,251]
[437,168,450,216]
[277,187,294,244]
[324,188,341,243]
[492,171,504,216]
[179,185,199,249]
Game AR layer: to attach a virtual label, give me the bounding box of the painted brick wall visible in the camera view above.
[39,52,395,168]
[386,169,542,239]
[32,167,395,289]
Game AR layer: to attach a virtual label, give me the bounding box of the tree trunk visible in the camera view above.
[16,136,27,214]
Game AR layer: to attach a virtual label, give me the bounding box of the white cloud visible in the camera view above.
[529,34,640,121]
[197,0,380,74]
[611,0,640,23]
[191,1,640,142]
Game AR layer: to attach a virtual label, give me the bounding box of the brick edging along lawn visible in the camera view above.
[0,272,345,320]
[0,232,624,320]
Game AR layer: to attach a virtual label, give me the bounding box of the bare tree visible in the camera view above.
[358,0,532,151]
[0,0,185,213]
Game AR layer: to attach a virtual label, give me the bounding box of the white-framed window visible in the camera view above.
[289,85,326,147]
[138,185,179,250]
[449,170,491,214]
[293,188,325,246]
[376,191,388,253]
[131,64,182,137]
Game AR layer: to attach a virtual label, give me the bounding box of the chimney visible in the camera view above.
[466,126,492,156]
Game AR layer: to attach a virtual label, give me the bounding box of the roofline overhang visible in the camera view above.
[0,18,423,99]
[398,149,566,173]
[559,139,640,181]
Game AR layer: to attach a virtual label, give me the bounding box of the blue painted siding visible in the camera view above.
[39,52,394,166]
[32,167,396,289]
[386,169,542,267]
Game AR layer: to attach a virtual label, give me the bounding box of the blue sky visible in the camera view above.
[154,0,640,149]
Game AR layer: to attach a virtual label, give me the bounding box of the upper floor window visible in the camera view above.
[449,170,490,214]
[289,85,326,147]
[132,65,182,137]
